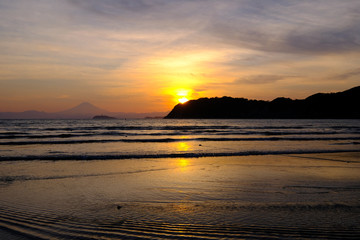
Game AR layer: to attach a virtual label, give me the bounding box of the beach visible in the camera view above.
[0,119,360,239]
[1,152,359,239]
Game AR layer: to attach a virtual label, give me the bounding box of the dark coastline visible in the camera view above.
[165,86,360,119]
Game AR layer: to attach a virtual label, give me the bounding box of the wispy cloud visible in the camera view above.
[235,75,290,85]
[205,0,360,54]
[332,68,360,80]
[56,95,70,99]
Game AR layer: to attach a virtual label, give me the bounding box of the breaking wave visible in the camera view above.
[1,149,360,162]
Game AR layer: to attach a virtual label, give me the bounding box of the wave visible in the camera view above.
[4,125,360,132]
[42,125,308,131]
[38,125,360,131]
[0,167,172,184]
[2,130,359,140]
[283,185,360,192]
[1,149,359,162]
[2,136,360,145]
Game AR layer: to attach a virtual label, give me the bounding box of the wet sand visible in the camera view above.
[1,152,360,239]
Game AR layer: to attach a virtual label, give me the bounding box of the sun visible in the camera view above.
[165,88,192,105]
[178,97,189,104]
[175,89,191,104]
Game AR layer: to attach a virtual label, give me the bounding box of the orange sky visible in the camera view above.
[1,0,360,113]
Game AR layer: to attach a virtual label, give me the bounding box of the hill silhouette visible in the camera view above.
[165,86,360,119]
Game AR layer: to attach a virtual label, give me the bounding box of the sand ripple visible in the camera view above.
[1,203,360,239]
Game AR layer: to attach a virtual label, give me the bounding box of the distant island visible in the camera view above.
[165,86,360,119]
[92,115,117,120]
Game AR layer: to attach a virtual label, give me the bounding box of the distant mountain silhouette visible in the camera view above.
[56,102,110,119]
[165,86,360,119]
[0,102,168,119]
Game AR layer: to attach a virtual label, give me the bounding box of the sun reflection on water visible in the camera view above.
[170,203,195,214]
[174,142,192,171]
[177,142,190,152]
[178,159,189,168]
[173,158,190,172]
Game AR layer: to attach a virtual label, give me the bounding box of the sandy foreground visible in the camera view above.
[1,152,359,239]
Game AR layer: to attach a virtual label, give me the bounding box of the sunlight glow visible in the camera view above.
[177,158,190,172]
[175,89,191,104]
[177,142,190,151]
[178,97,189,104]
[178,159,189,168]
[176,89,190,97]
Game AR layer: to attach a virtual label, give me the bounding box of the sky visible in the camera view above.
[0,0,360,113]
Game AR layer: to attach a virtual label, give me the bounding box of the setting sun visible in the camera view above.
[178,97,189,104]
[175,89,191,104]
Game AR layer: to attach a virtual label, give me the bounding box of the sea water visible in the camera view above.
[1,119,360,160]
[0,119,359,239]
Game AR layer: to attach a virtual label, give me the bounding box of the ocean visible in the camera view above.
[0,119,360,239]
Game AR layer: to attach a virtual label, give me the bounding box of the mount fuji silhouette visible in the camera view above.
[56,102,110,118]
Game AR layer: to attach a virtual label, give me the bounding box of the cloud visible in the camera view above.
[68,0,159,14]
[59,1,360,56]
[284,24,360,53]
[235,75,289,85]
[56,95,70,99]
[204,0,360,54]
[66,0,210,30]
[332,68,360,80]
